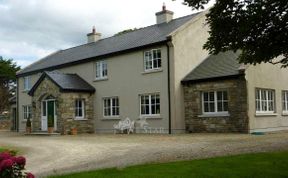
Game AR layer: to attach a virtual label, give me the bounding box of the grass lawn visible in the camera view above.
[0,147,17,155]
[50,151,288,178]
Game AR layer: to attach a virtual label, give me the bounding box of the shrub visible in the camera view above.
[0,151,34,178]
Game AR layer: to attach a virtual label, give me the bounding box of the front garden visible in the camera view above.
[0,147,34,178]
[50,151,288,178]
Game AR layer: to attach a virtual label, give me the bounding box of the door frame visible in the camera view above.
[41,99,57,131]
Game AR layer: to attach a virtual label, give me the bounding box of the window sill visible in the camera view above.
[139,115,162,119]
[255,113,278,117]
[198,113,230,118]
[22,90,30,93]
[74,118,87,121]
[93,77,108,82]
[101,117,121,121]
[282,112,288,116]
[142,69,163,75]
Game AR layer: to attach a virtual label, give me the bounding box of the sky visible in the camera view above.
[0,0,214,68]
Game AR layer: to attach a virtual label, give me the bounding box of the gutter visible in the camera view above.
[166,43,172,134]
[16,79,19,132]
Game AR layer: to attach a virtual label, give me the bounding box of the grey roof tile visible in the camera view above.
[18,13,199,76]
[28,71,95,96]
[182,51,242,82]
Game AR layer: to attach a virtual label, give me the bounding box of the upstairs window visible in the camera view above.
[23,105,32,120]
[95,60,107,79]
[283,91,288,113]
[75,99,85,119]
[103,97,119,117]
[23,76,31,91]
[202,91,228,114]
[256,89,275,114]
[144,49,161,71]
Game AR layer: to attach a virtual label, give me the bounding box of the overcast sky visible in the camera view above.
[0,0,214,68]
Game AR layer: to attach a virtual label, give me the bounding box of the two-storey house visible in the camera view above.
[16,5,288,134]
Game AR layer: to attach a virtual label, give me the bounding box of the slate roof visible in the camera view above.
[28,71,95,96]
[182,51,243,83]
[17,13,199,76]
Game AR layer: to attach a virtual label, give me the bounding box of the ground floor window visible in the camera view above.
[256,88,275,114]
[140,93,160,116]
[23,105,32,120]
[103,97,119,117]
[202,91,228,114]
[283,91,288,113]
[75,99,85,119]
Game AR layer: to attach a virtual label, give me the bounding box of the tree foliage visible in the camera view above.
[114,28,139,36]
[181,0,288,67]
[0,56,20,112]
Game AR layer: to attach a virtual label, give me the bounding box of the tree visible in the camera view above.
[179,0,288,67]
[0,56,20,112]
[114,28,139,36]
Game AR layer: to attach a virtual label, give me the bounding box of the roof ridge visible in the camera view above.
[51,13,199,54]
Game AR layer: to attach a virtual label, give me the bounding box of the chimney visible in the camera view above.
[87,26,101,43]
[155,3,174,24]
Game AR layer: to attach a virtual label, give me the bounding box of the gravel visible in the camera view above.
[1,131,288,177]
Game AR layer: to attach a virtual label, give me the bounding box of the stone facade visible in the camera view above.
[183,77,249,133]
[0,119,11,130]
[32,77,95,134]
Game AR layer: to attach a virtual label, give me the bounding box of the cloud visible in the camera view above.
[0,0,214,68]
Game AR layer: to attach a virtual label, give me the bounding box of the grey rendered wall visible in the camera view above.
[169,12,210,133]
[59,45,170,133]
[245,62,288,132]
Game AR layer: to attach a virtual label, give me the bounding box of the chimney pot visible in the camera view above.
[162,3,166,11]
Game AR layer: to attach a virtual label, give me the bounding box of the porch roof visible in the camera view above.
[28,71,95,96]
[182,51,244,83]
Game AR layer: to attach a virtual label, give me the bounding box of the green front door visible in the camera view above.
[47,100,54,128]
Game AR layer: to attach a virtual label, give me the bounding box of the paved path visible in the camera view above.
[1,131,288,177]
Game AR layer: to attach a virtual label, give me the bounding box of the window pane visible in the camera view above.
[268,101,274,111]
[217,91,223,101]
[256,100,261,111]
[42,101,46,116]
[204,103,209,112]
[209,103,215,112]
[261,90,267,100]
[203,92,208,101]
[209,92,214,101]
[256,89,260,100]
[262,100,267,111]
[217,101,223,112]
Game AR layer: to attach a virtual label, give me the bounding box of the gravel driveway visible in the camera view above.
[1,131,288,177]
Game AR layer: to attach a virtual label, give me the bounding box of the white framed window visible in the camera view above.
[23,76,31,91]
[23,105,32,120]
[103,97,119,117]
[75,99,85,119]
[256,89,275,114]
[283,91,288,114]
[140,93,160,116]
[202,91,228,114]
[95,60,108,79]
[144,49,161,71]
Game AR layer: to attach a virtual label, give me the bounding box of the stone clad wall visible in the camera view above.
[183,77,249,133]
[0,119,11,130]
[32,77,95,134]
[60,93,94,134]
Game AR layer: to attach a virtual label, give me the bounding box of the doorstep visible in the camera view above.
[24,132,61,136]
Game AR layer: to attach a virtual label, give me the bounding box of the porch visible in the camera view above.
[28,71,95,134]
